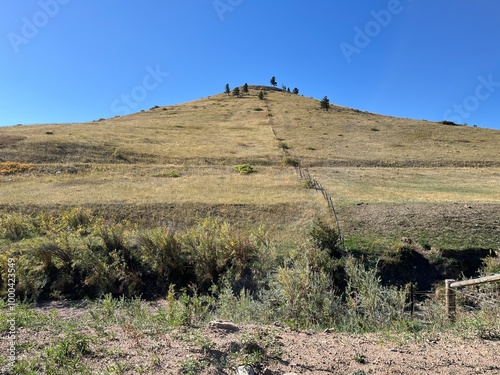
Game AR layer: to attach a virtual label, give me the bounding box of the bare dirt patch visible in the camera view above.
[13,302,500,374]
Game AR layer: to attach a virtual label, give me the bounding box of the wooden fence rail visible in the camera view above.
[445,274,500,322]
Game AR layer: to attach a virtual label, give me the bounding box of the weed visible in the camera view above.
[232,164,256,175]
[60,207,93,231]
[308,218,343,259]
[153,171,181,178]
[277,141,290,150]
[137,227,185,284]
[112,147,127,161]
[281,156,300,167]
[0,161,33,175]
[0,212,38,241]
[44,332,92,373]
[304,179,315,189]
[354,353,367,364]
[182,218,258,289]
[179,357,208,374]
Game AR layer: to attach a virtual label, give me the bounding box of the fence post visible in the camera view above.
[445,279,456,322]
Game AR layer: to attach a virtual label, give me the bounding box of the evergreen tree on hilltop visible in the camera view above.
[293,87,299,95]
[258,90,265,100]
[270,76,277,87]
[225,84,231,96]
[232,87,240,97]
[320,96,330,111]
[242,83,249,95]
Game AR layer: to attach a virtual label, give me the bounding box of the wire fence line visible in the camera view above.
[263,96,345,251]
[263,95,498,321]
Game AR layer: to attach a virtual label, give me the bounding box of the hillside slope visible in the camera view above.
[0,86,499,247]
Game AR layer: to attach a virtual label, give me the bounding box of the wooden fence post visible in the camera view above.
[445,279,456,322]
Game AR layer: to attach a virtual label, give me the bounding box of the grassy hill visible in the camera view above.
[1,85,498,247]
[1,85,499,374]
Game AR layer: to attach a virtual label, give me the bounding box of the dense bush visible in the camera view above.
[9,211,495,333]
[0,211,264,300]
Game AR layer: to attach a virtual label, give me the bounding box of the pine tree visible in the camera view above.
[225,84,230,96]
[232,87,240,97]
[293,88,299,95]
[258,91,265,100]
[270,76,277,87]
[242,83,249,94]
[320,96,330,111]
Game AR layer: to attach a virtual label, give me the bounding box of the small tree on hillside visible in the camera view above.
[293,87,299,95]
[225,84,231,96]
[270,76,277,88]
[232,87,240,97]
[320,96,330,111]
[242,83,249,95]
[258,91,265,100]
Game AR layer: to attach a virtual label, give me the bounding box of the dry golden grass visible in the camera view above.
[0,86,498,242]
[1,87,498,168]
[312,167,500,204]
[0,90,281,165]
[267,91,500,167]
[0,165,313,206]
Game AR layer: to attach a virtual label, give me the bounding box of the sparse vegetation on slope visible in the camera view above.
[1,84,499,373]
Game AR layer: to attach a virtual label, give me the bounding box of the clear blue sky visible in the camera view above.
[1,0,499,129]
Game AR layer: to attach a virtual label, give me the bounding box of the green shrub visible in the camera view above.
[304,179,315,189]
[232,164,255,175]
[308,219,343,259]
[44,332,91,373]
[270,247,340,329]
[60,207,93,231]
[342,257,408,332]
[0,213,38,241]
[137,228,186,285]
[163,284,215,327]
[182,218,258,289]
[281,156,300,167]
[277,141,290,150]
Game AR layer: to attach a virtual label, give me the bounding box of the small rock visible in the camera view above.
[209,320,239,332]
[237,365,255,375]
[262,368,273,375]
[324,328,332,333]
